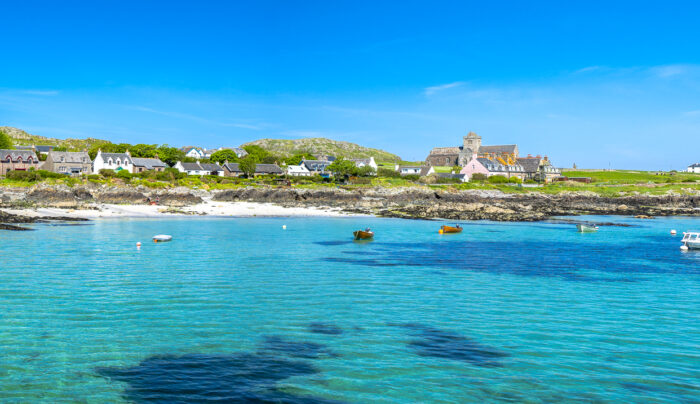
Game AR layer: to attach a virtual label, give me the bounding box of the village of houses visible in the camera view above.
[1,131,698,182]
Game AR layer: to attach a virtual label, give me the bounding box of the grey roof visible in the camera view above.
[35,145,55,152]
[478,158,524,173]
[437,173,466,179]
[689,163,700,168]
[255,164,283,174]
[131,157,166,169]
[223,162,242,172]
[479,145,518,154]
[224,162,283,174]
[303,160,332,171]
[0,149,39,162]
[428,147,461,155]
[350,158,373,164]
[199,163,223,171]
[420,166,433,176]
[180,162,203,171]
[179,162,222,172]
[516,158,541,173]
[101,152,132,163]
[48,151,91,164]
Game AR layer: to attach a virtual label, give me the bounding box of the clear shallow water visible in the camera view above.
[1,215,699,403]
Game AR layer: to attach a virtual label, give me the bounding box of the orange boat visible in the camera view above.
[439,225,463,234]
[353,229,374,240]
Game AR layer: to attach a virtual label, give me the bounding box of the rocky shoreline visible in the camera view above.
[1,184,699,228]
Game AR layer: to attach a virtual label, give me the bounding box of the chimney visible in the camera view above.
[527,154,533,158]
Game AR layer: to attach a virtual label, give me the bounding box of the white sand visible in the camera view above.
[4,198,358,219]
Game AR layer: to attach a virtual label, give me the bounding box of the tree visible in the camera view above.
[239,155,258,178]
[356,165,376,177]
[130,144,158,157]
[209,149,240,164]
[156,145,186,166]
[284,153,315,166]
[327,158,357,177]
[0,130,12,149]
[242,145,271,161]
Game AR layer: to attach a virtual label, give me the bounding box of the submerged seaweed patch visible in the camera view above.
[320,239,684,282]
[260,335,338,359]
[392,323,507,367]
[308,322,343,335]
[97,352,339,403]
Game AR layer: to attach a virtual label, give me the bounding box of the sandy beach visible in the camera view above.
[3,197,357,219]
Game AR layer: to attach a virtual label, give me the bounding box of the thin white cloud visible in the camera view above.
[20,89,60,96]
[650,64,689,78]
[127,105,264,130]
[573,66,602,74]
[684,109,700,116]
[424,81,465,96]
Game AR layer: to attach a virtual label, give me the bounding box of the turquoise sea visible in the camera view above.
[1,215,699,403]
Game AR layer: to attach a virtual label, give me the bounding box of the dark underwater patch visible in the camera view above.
[392,323,507,367]
[313,241,353,246]
[97,352,340,403]
[321,238,696,281]
[308,322,343,335]
[259,335,338,359]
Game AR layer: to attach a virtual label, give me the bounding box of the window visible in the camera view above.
[60,156,65,162]
[108,158,113,165]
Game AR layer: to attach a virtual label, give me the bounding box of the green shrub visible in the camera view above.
[471,173,487,182]
[507,177,523,184]
[488,175,509,184]
[36,170,64,179]
[524,179,537,184]
[377,168,401,178]
[99,169,116,177]
[88,174,101,180]
[7,170,40,181]
[116,170,132,181]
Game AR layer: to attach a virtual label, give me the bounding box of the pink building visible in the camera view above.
[459,155,490,179]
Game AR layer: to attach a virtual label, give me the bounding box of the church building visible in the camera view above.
[425,132,519,167]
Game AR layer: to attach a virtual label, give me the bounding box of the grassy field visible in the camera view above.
[2,169,699,197]
[561,169,700,184]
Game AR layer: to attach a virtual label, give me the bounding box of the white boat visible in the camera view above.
[152,234,172,243]
[681,232,700,250]
[576,224,599,233]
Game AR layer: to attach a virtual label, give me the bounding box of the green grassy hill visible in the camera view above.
[243,137,403,163]
[0,126,110,151]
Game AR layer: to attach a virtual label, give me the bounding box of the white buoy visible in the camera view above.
[680,245,688,252]
[136,242,141,249]
[282,225,287,230]
[671,230,677,235]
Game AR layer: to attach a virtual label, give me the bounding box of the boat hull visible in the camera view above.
[685,241,700,250]
[353,231,374,240]
[440,225,463,234]
[153,235,173,243]
[577,224,598,233]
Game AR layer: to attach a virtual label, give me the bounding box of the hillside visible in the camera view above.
[0,126,109,151]
[242,137,402,162]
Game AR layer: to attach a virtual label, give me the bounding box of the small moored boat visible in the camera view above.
[153,234,173,243]
[681,232,700,250]
[576,224,599,233]
[439,225,463,234]
[353,229,374,240]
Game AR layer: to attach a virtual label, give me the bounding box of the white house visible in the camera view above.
[350,157,378,171]
[183,147,206,159]
[174,161,225,176]
[687,163,700,173]
[93,150,134,173]
[396,165,435,176]
[287,164,311,177]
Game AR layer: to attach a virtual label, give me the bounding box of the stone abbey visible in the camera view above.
[425,132,519,167]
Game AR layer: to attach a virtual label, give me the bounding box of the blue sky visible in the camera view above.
[1,0,699,169]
